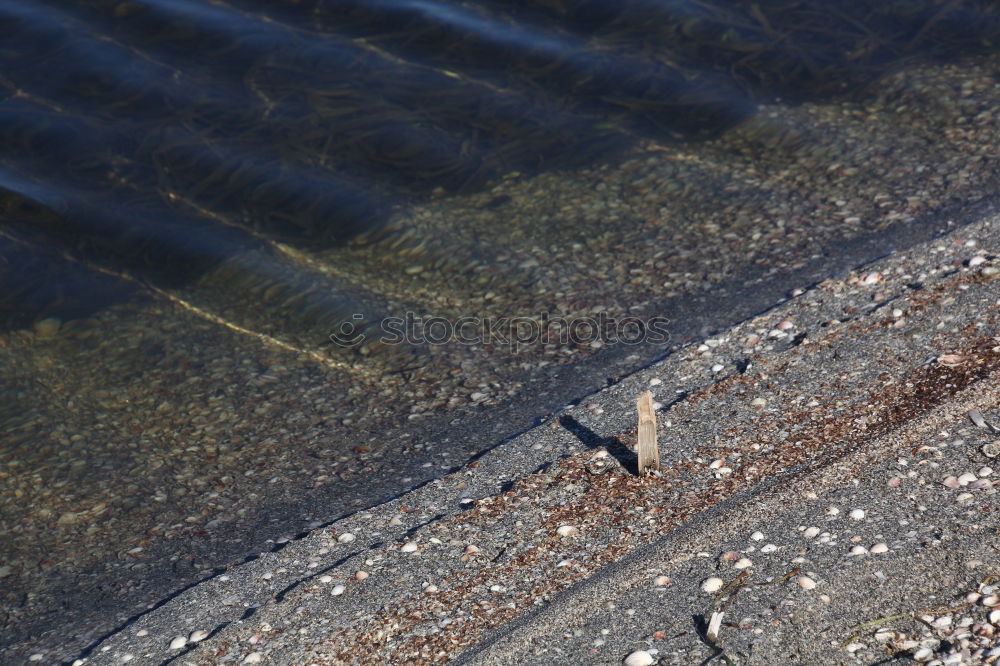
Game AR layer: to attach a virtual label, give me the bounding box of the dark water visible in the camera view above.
[1,0,996,325]
[2,0,1000,662]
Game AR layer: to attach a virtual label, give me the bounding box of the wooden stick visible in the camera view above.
[636,391,659,475]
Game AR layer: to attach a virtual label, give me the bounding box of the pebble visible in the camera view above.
[32,317,62,337]
[701,577,724,593]
[355,570,369,580]
[243,653,263,664]
[624,650,656,666]
[848,509,865,520]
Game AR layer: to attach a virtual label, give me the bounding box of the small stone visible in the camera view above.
[33,317,62,337]
[556,525,579,537]
[849,509,865,520]
[797,576,817,590]
[624,650,655,666]
[750,531,764,541]
[243,653,263,664]
[701,577,724,593]
[750,398,767,408]
[189,629,209,643]
[169,636,187,650]
[649,378,662,386]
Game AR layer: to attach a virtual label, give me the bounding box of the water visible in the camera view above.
[1,0,999,662]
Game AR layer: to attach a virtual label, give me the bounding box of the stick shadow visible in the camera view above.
[558,414,637,475]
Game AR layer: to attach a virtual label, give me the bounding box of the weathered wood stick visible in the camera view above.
[636,390,659,475]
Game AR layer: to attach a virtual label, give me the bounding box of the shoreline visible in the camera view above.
[71,201,1000,666]
[4,52,1000,664]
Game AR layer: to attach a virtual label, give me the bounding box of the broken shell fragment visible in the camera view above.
[937,353,966,367]
[797,576,817,590]
[701,577,724,593]
[556,525,579,537]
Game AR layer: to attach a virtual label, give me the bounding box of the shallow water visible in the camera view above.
[1,1,1000,662]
